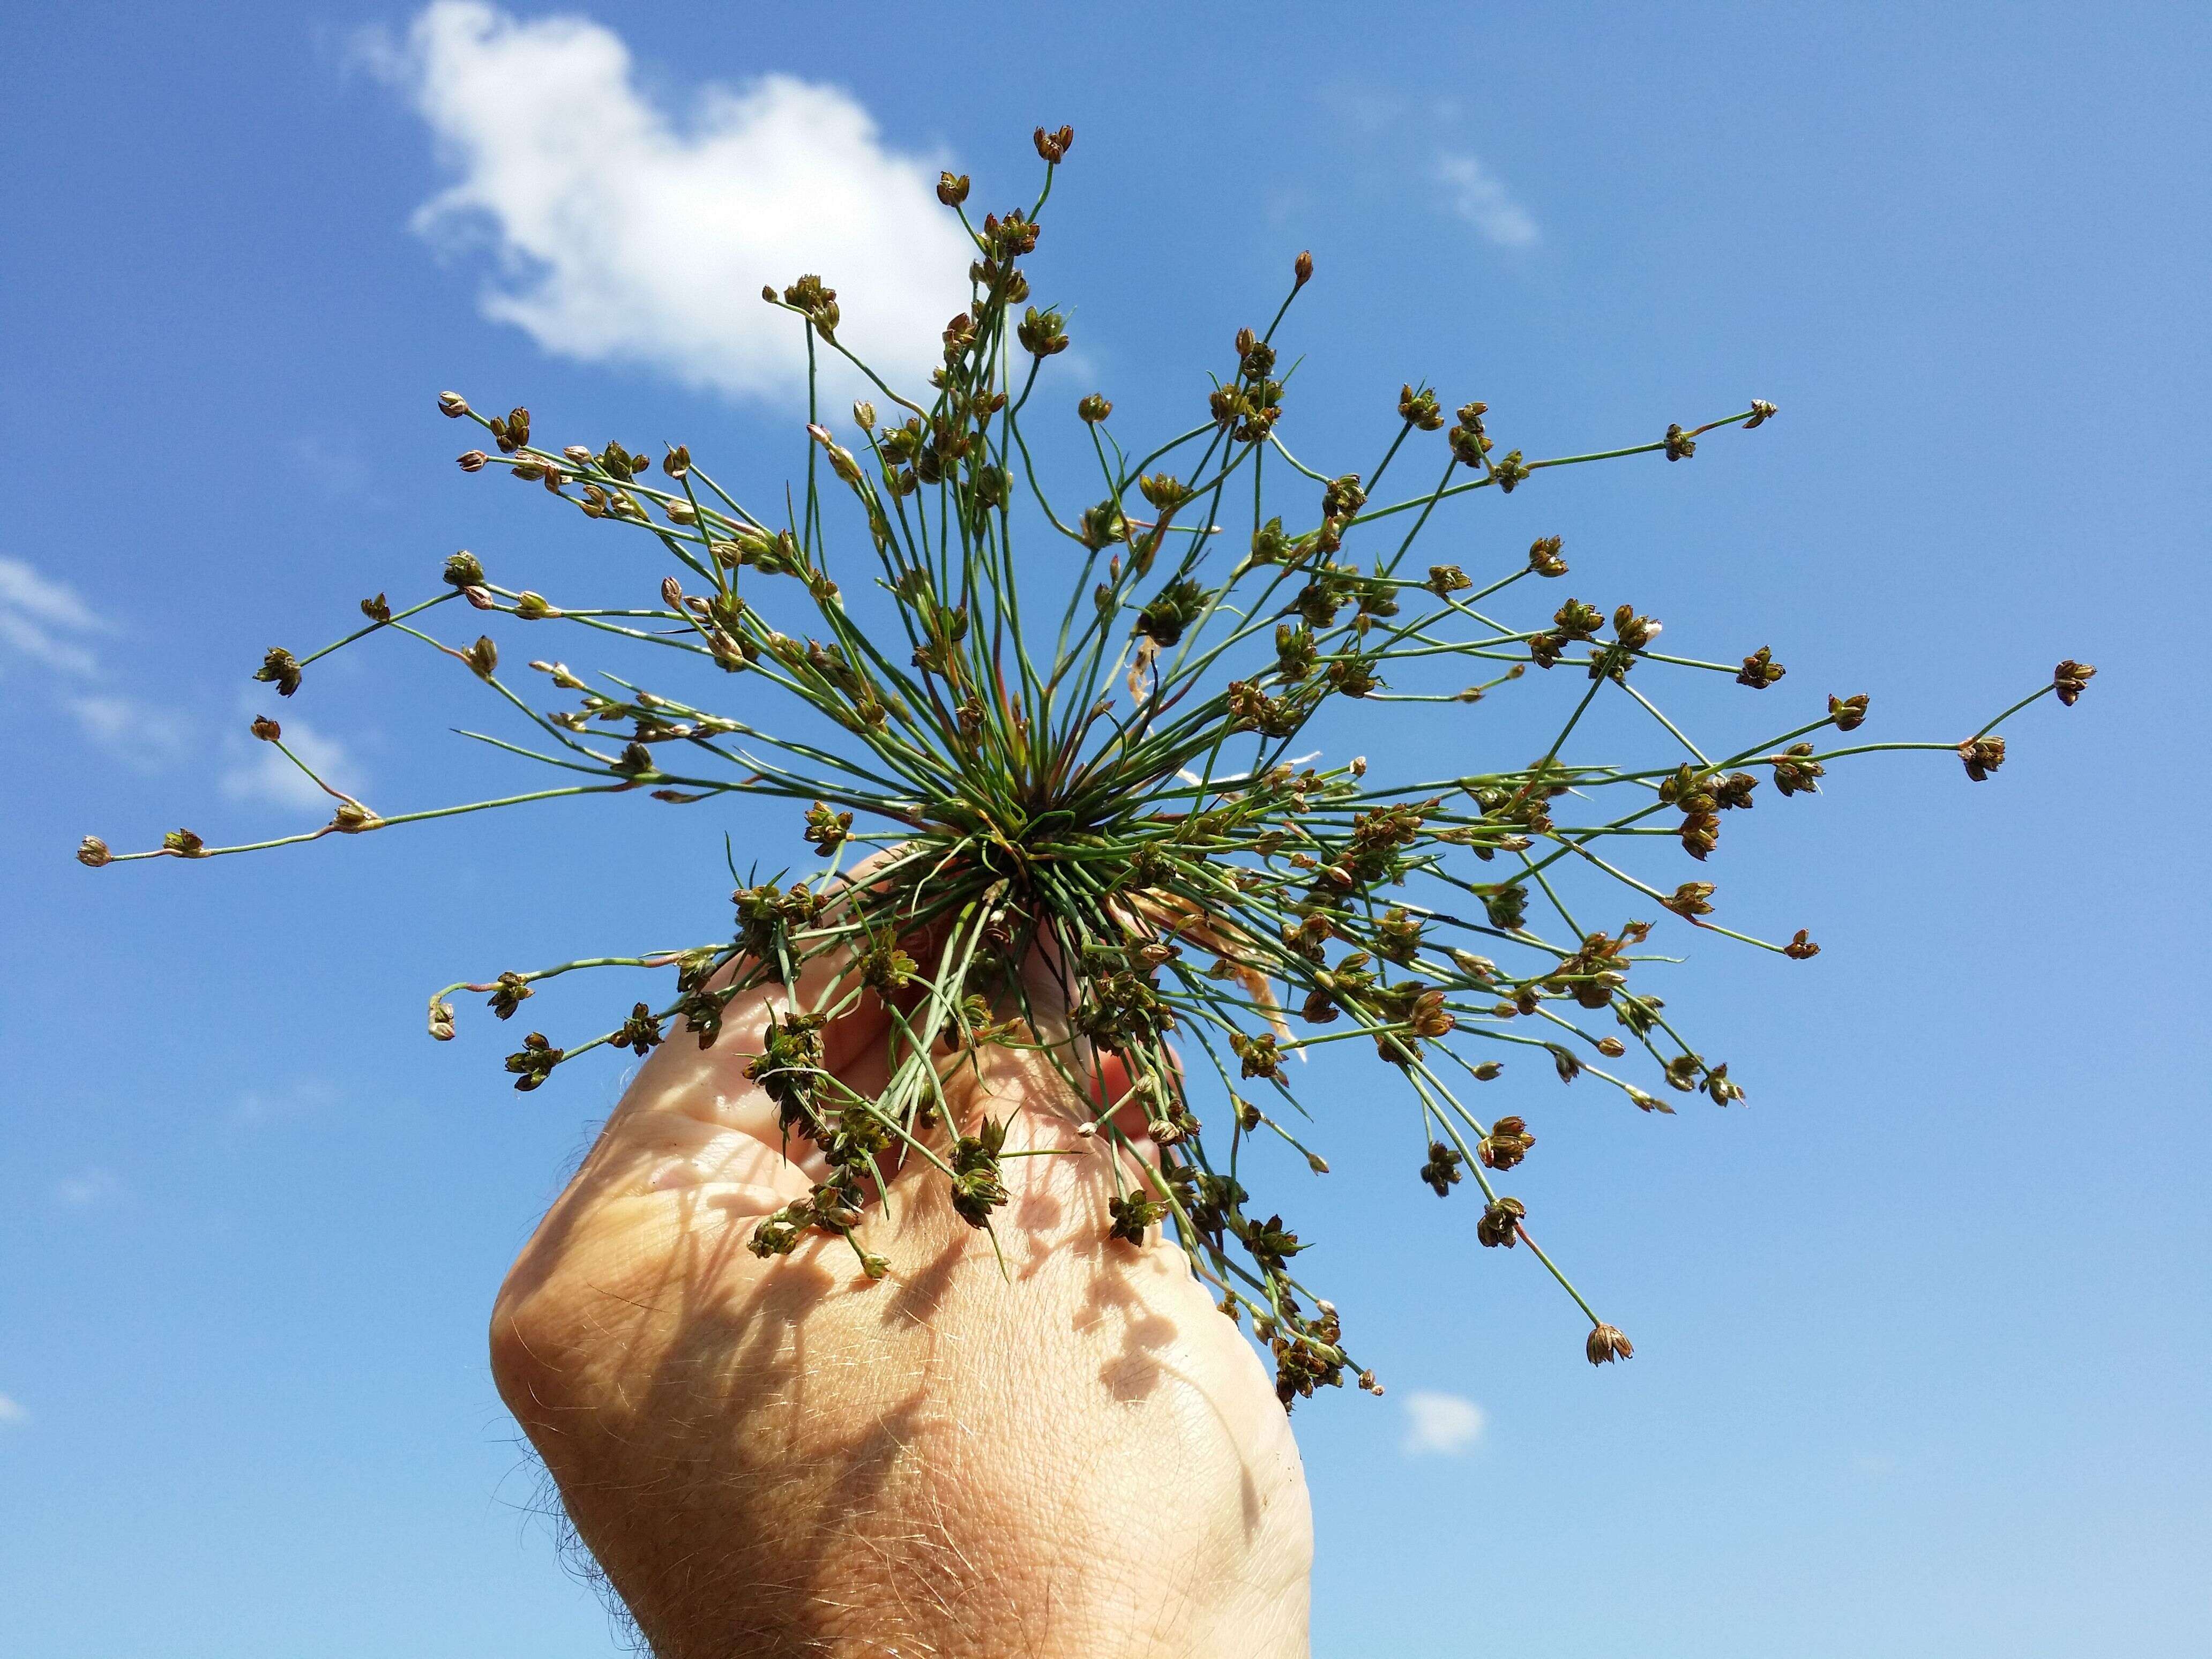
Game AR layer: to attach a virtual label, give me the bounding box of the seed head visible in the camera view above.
[1586,1324,1634,1365]
[1958,735,2006,781]
[2053,660,2096,706]
[77,835,111,868]
[936,170,970,206]
[1736,646,1786,689]
[251,715,281,742]
[437,391,469,418]
[253,647,302,697]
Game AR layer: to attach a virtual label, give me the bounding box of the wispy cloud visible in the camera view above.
[222,714,360,813]
[370,2,973,405]
[71,693,196,774]
[1402,1389,1486,1456]
[0,1394,27,1427]
[1433,153,1541,249]
[2,556,209,771]
[0,555,104,677]
[230,1078,339,1129]
[56,1167,123,1208]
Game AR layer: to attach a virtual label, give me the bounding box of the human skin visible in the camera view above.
[489,937,1314,1658]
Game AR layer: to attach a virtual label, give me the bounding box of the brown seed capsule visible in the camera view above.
[457,449,488,472]
[253,646,302,697]
[427,998,456,1042]
[2053,659,2097,706]
[1293,250,1313,288]
[360,593,391,623]
[1586,1324,1634,1365]
[1744,399,1778,428]
[76,835,111,868]
[1663,422,1697,461]
[163,828,205,857]
[1477,1116,1535,1171]
[1783,929,1821,960]
[1827,692,1870,731]
[1737,646,1785,689]
[936,171,970,207]
[1958,735,2006,781]
[1033,124,1074,164]
[250,715,281,742]
[1078,393,1112,423]
[437,391,469,418]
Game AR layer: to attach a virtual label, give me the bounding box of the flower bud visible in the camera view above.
[1744,399,1778,428]
[437,391,469,418]
[2053,659,2096,706]
[1078,393,1112,423]
[76,835,111,868]
[444,550,485,587]
[1033,124,1074,163]
[936,171,970,206]
[1293,250,1313,288]
[851,400,877,431]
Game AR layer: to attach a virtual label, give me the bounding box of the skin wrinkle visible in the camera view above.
[492,912,1312,1657]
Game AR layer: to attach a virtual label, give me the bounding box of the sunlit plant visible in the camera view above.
[83,126,2093,1405]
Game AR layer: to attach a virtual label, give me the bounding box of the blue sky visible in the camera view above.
[4,3,2207,1654]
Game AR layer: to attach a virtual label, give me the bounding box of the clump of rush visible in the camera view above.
[81,126,2095,1407]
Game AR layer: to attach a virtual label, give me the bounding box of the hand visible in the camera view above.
[490,935,1313,1658]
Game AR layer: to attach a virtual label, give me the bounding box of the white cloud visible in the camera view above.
[72,693,195,773]
[1402,1389,1486,1456]
[0,1394,26,1427]
[0,555,103,677]
[377,2,973,405]
[1433,154,1540,249]
[1,558,207,770]
[230,1078,339,1129]
[56,1168,122,1208]
[222,714,360,812]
